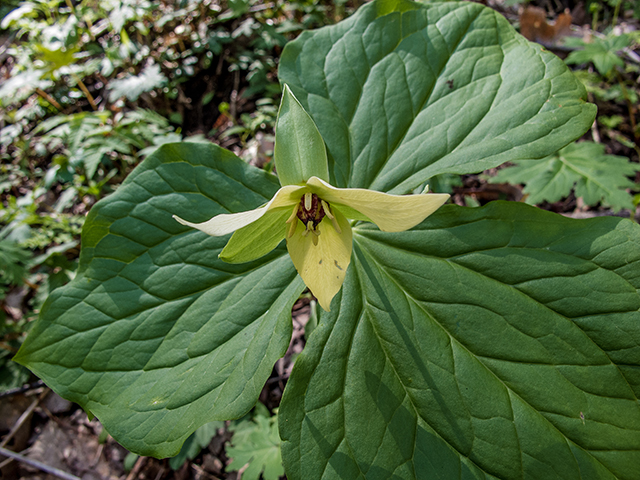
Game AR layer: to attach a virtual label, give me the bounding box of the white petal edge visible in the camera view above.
[307,177,449,232]
[173,184,306,236]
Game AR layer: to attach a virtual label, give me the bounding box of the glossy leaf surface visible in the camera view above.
[15,144,305,457]
[279,0,596,192]
[280,201,640,480]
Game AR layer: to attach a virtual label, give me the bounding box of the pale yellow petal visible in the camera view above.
[286,209,352,311]
[306,176,449,232]
[173,185,305,236]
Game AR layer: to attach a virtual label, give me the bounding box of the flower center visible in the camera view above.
[297,193,325,231]
[286,192,341,245]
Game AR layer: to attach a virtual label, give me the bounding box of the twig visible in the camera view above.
[216,50,225,76]
[38,401,68,430]
[266,374,288,385]
[591,119,601,143]
[0,446,29,470]
[0,388,49,449]
[0,446,81,480]
[125,455,146,480]
[249,2,274,12]
[90,442,103,468]
[192,463,220,480]
[83,14,96,41]
[71,73,97,111]
[0,380,44,399]
[623,48,640,65]
[230,69,240,120]
[36,88,63,111]
[153,467,167,480]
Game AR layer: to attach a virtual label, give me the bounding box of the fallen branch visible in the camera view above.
[0,388,49,449]
[0,446,81,480]
[0,380,44,399]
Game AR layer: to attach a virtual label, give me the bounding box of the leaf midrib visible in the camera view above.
[353,234,622,478]
[558,154,621,198]
[361,4,488,189]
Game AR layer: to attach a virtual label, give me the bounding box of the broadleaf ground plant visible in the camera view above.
[490,141,640,211]
[13,1,640,478]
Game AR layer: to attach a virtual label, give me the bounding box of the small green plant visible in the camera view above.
[168,420,224,471]
[0,219,78,392]
[490,141,640,211]
[566,30,639,155]
[586,0,640,29]
[227,404,283,480]
[0,236,30,288]
[565,32,632,77]
[33,109,180,179]
[12,1,640,479]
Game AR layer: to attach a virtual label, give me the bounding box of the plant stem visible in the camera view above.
[71,74,98,111]
[612,0,621,28]
[84,15,96,42]
[63,0,75,14]
[35,88,62,111]
[616,71,638,141]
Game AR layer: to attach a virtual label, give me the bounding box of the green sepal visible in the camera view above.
[274,84,330,186]
[221,208,291,264]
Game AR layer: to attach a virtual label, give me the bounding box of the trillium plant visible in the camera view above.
[14,1,640,479]
[174,85,449,311]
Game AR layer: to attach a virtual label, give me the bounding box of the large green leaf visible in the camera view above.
[280,201,640,479]
[14,143,305,457]
[279,0,596,192]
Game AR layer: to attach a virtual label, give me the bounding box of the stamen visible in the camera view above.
[330,215,341,234]
[320,200,334,219]
[286,204,299,224]
[304,192,312,211]
[310,223,320,246]
[301,220,314,237]
[287,217,298,238]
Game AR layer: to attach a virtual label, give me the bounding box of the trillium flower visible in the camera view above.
[174,85,449,310]
[174,176,448,311]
